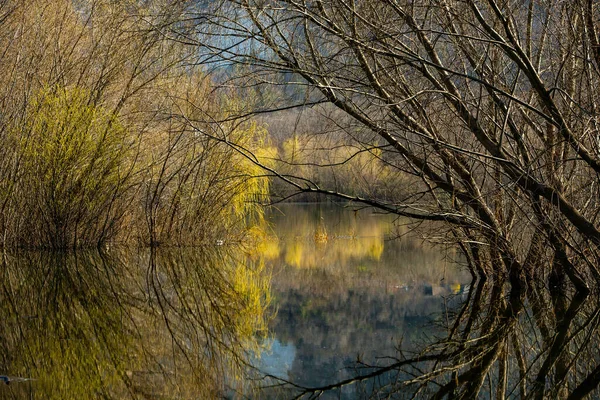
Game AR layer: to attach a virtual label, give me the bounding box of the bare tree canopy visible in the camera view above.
[153,1,600,397]
[168,0,600,292]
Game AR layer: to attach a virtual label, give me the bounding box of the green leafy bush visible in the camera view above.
[12,86,132,248]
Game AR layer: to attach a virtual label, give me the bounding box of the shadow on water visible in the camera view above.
[0,248,270,399]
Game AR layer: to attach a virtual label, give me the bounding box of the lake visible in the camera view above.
[0,203,472,399]
[252,203,471,398]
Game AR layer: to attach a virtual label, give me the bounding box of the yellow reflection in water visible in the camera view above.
[285,240,305,267]
[255,205,390,269]
[252,205,468,296]
[0,248,270,399]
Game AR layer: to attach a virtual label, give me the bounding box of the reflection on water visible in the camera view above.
[253,204,470,398]
[3,204,600,399]
[277,278,600,399]
[0,249,269,399]
[253,204,600,399]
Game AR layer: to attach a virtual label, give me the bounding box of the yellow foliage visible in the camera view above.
[367,239,384,260]
[0,0,273,249]
[232,258,272,342]
[13,85,131,248]
[285,241,305,268]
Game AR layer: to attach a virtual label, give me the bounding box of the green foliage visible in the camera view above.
[0,0,270,249]
[11,86,131,248]
[138,111,271,246]
[0,82,272,249]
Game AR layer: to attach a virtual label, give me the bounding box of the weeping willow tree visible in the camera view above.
[137,76,272,246]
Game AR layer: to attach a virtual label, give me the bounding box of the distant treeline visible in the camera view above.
[258,107,411,203]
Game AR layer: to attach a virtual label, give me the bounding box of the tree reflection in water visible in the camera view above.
[3,217,600,399]
[0,249,270,399]
[267,275,600,399]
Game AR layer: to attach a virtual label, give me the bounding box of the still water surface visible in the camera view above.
[0,203,470,399]
[252,206,600,399]
[254,204,471,397]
